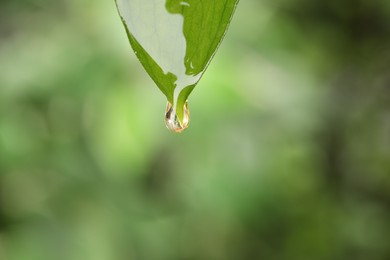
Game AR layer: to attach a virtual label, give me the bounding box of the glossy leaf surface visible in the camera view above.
[116,0,239,123]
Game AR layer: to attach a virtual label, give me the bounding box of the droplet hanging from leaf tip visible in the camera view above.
[116,0,239,132]
[165,101,190,133]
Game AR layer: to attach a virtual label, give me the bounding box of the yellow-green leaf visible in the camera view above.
[116,0,239,125]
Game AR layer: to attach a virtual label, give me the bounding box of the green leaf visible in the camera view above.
[115,0,239,123]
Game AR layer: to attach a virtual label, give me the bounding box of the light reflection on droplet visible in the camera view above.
[165,101,190,133]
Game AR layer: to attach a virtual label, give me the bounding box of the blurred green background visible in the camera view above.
[1,0,390,259]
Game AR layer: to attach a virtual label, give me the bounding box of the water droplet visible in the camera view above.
[165,101,190,133]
